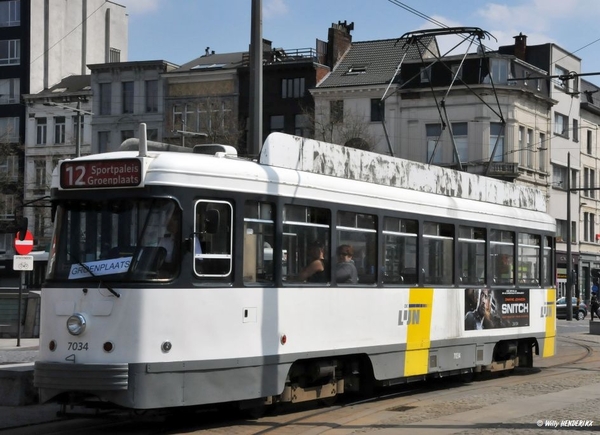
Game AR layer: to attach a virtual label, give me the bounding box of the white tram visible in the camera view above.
[34,127,556,410]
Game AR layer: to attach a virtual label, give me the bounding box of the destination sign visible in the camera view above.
[60,159,142,189]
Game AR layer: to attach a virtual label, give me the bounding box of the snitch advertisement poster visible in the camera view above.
[465,288,529,330]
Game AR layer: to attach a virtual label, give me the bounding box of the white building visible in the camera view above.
[0,0,127,257]
[89,60,178,153]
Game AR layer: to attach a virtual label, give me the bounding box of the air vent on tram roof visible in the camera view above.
[193,144,238,157]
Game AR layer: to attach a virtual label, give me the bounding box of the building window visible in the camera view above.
[122,82,134,114]
[0,116,18,142]
[420,66,431,83]
[294,114,311,137]
[488,58,509,85]
[270,115,284,133]
[573,118,579,142]
[539,132,547,172]
[554,65,568,90]
[0,155,17,180]
[0,39,19,65]
[330,100,343,124]
[34,209,45,240]
[0,193,14,219]
[426,123,442,164]
[452,122,468,163]
[172,104,184,131]
[120,130,134,143]
[584,212,595,242]
[552,164,577,190]
[0,1,20,27]
[281,78,305,99]
[54,116,65,144]
[552,164,567,189]
[370,99,384,122]
[0,77,18,104]
[99,83,111,115]
[451,64,462,81]
[145,80,158,113]
[34,159,45,187]
[98,131,110,153]
[109,47,120,63]
[490,122,505,162]
[72,115,84,143]
[36,118,47,145]
[554,112,568,137]
[147,128,158,141]
[526,128,534,169]
[587,130,593,155]
[584,168,596,199]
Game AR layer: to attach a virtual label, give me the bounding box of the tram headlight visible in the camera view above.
[66,313,87,336]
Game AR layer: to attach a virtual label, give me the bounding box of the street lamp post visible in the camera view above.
[75,100,81,157]
[43,100,93,157]
[566,152,573,320]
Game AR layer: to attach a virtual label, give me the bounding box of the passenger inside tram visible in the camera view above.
[336,244,358,283]
[297,240,327,283]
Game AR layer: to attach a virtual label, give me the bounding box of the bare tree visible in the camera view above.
[197,97,244,146]
[306,101,379,151]
[167,96,244,149]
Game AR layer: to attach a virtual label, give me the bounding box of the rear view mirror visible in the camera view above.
[16,217,28,241]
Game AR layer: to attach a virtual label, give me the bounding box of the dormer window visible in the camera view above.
[346,65,367,75]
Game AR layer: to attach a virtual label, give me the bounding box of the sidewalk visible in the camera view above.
[0,337,65,430]
[0,337,39,365]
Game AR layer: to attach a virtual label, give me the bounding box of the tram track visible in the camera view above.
[4,336,597,435]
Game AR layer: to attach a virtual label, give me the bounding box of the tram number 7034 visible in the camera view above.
[67,342,89,351]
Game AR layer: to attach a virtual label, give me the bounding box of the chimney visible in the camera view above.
[205,47,210,56]
[327,20,353,68]
[513,33,527,61]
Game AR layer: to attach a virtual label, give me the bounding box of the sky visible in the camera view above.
[115,0,600,86]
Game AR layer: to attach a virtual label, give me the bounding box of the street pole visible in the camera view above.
[249,0,262,156]
[16,271,23,347]
[76,100,81,157]
[566,152,573,320]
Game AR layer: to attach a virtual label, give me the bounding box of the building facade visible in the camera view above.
[89,60,178,153]
[0,0,127,264]
[22,75,93,249]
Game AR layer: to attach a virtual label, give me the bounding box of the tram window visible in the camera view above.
[243,201,274,285]
[194,200,233,278]
[336,211,377,284]
[458,226,485,285]
[382,217,417,285]
[491,230,514,285]
[47,199,180,281]
[542,236,553,286]
[423,222,454,285]
[518,233,540,286]
[283,205,330,284]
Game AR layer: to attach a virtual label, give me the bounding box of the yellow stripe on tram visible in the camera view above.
[543,288,556,357]
[404,288,434,376]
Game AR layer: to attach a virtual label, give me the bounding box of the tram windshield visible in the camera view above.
[46,198,181,282]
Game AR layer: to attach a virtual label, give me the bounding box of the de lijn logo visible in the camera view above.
[398,304,427,325]
[540,302,554,318]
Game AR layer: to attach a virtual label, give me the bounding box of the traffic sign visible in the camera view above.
[15,230,34,255]
[13,255,33,271]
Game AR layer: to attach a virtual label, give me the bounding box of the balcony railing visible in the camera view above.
[242,48,319,66]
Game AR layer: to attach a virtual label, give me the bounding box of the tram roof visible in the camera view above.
[53,133,548,218]
[259,133,547,213]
